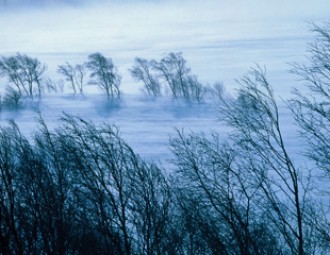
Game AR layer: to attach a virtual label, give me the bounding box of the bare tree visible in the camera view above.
[186,75,205,103]
[130,52,207,103]
[129,57,161,96]
[290,23,330,176]
[0,53,46,100]
[75,64,86,94]
[44,78,58,93]
[170,130,279,255]
[0,123,24,254]
[58,62,86,95]
[155,52,190,100]
[219,66,310,255]
[58,62,77,94]
[16,53,46,99]
[55,114,178,254]
[86,53,121,100]
[0,55,26,96]
[129,161,173,254]
[205,82,224,101]
[169,64,321,254]
[290,22,330,253]
[0,114,179,254]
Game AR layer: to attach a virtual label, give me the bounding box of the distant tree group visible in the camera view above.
[0,52,122,110]
[0,51,222,110]
[129,52,210,102]
[57,52,121,99]
[0,53,46,107]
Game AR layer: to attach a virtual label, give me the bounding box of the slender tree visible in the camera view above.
[129,57,161,96]
[219,66,309,254]
[86,53,121,100]
[290,22,330,252]
[0,53,46,100]
[58,62,86,95]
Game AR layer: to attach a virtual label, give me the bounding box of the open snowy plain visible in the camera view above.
[0,0,329,164]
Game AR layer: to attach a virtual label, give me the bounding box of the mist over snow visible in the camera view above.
[0,0,329,161]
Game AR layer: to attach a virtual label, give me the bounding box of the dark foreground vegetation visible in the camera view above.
[1,24,330,254]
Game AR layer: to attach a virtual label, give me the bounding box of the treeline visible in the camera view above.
[0,52,121,108]
[0,52,221,110]
[1,24,330,255]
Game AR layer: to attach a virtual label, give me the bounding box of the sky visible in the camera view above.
[0,0,330,95]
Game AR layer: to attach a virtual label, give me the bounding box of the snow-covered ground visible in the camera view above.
[0,94,220,165]
[0,0,329,163]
